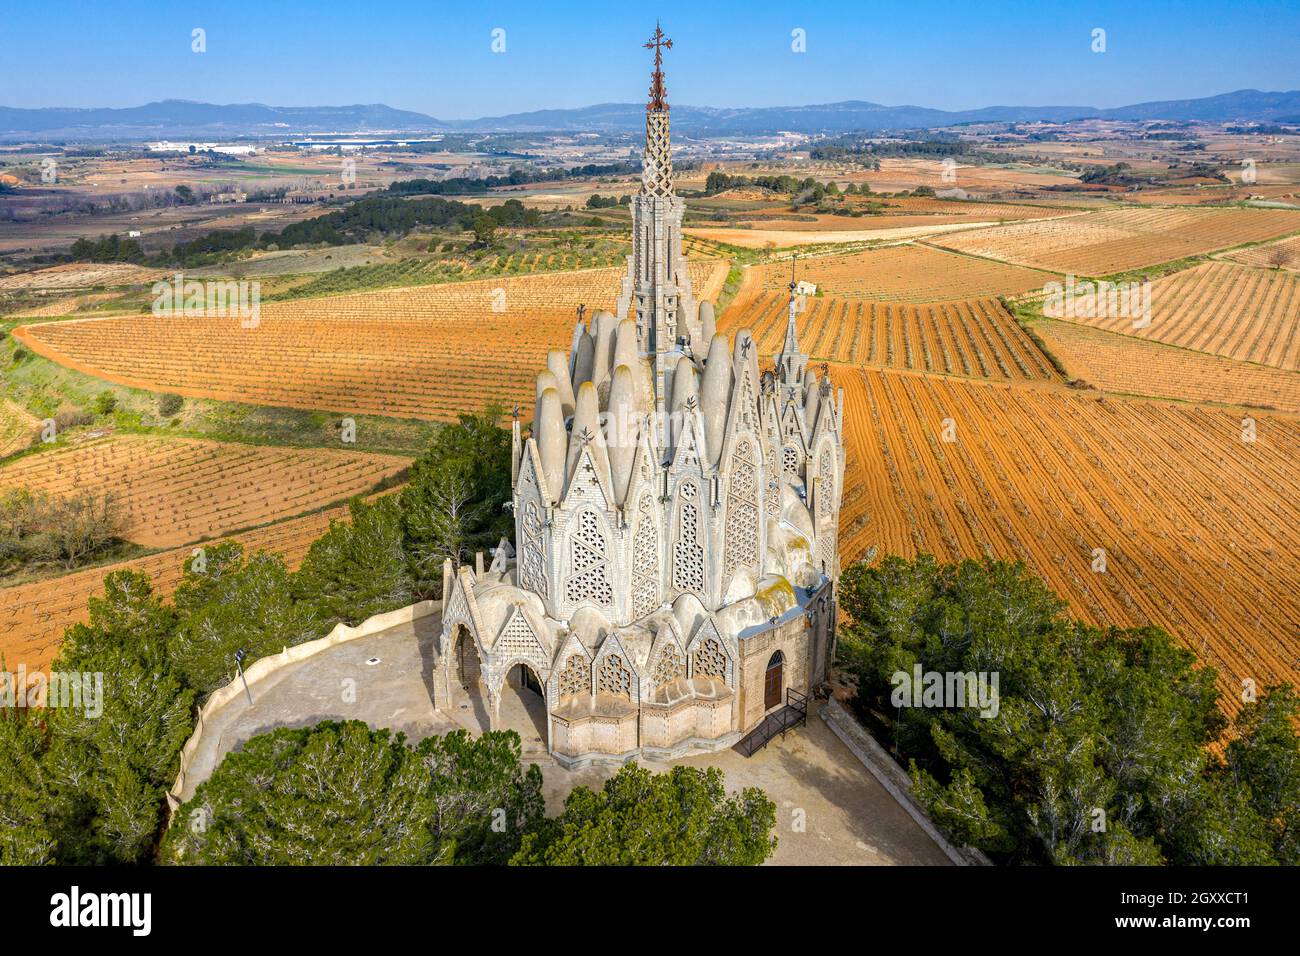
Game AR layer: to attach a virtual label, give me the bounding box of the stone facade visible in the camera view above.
[435,45,845,767]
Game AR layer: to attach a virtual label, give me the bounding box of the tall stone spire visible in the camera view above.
[616,23,698,414]
[777,255,809,388]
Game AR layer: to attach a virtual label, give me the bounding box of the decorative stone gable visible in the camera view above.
[492,605,550,683]
[562,446,612,512]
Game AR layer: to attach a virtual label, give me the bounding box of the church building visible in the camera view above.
[437,27,846,766]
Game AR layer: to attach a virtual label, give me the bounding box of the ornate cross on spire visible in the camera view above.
[644,23,673,111]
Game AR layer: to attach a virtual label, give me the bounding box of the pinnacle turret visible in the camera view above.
[778,255,808,387]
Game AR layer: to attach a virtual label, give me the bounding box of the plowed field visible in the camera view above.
[720,294,1058,383]
[1051,260,1300,372]
[931,207,1300,275]
[745,245,1053,303]
[0,434,408,547]
[0,502,355,671]
[11,262,729,422]
[1031,319,1300,413]
[837,366,1300,712]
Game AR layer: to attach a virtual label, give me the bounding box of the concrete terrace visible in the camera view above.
[176,612,950,866]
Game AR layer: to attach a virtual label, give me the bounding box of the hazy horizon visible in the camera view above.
[5,0,1298,119]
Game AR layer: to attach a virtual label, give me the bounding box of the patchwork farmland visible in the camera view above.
[931,206,1300,275]
[11,261,729,422]
[4,225,1298,720]
[0,434,408,547]
[743,244,1054,303]
[836,366,1300,713]
[720,292,1058,382]
[0,501,357,672]
[1047,260,1300,372]
[1031,318,1300,413]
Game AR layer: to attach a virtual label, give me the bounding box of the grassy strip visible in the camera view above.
[1000,295,1075,382]
[713,265,746,313]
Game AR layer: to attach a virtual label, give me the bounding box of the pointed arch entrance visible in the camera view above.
[764,650,785,710]
[498,662,548,755]
[447,624,491,733]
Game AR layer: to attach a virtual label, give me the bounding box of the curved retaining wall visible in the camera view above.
[166,599,441,810]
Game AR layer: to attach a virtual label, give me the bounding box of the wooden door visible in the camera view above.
[764,655,783,710]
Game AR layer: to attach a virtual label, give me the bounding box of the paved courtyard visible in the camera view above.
[178,616,949,865]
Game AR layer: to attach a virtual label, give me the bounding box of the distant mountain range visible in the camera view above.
[2,89,1299,141]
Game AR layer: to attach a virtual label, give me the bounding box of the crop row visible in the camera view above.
[837,366,1300,714]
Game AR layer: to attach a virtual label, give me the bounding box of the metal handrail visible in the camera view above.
[737,688,810,756]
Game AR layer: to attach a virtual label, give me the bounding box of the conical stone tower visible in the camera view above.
[615,23,698,413]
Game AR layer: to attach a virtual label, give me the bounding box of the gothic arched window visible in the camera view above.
[672,481,705,596]
[723,438,760,581]
[519,500,547,598]
[565,509,614,608]
[818,446,836,521]
[631,494,660,620]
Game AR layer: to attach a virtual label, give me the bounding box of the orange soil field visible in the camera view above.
[1031,319,1300,413]
[1223,233,1300,271]
[858,158,1084,193]
[931,206,1300,275]
[685,221,1014,250]
[726,198,1077,226]
[868,197,1080,220]
[746,244,1053,303]
[720,293,1059,383]
[836,366,1300,711]
[0,502,354,671]
[0,263,170,291]
[1053,260,1300,372]
[0,434,408,547]
[12,262,730,422]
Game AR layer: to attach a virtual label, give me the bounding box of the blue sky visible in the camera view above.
[3,0,1298,117]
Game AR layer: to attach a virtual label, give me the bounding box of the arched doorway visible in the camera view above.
[448,625,490,733]
[764,650,785,710]
[498,662,548,755]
